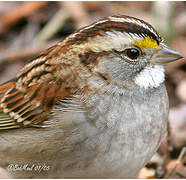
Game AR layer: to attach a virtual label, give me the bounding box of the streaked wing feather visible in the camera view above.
[0,45,76,130]
[0,80,71,130]
[0,113,20,130]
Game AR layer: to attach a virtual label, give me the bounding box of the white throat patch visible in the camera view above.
[134,65,165,89]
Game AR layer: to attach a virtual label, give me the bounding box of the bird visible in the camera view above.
[0,15,183,178]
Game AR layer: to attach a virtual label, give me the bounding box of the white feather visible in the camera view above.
[134,65,165,89]
[77,31,143,53]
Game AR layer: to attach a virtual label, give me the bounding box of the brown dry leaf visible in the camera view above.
[165,159,186,179]
[0,2,47,34]
[83,1,103,11]
[138,167,155,179]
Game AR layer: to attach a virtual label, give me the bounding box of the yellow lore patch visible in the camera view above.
[133,36,158,49]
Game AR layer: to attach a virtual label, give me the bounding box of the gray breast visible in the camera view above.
[50,83,168,178]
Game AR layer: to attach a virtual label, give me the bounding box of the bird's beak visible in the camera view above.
[150,43,184,64]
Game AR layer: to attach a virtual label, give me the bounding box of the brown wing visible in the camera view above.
[0,45,74,130]
[0,80,71,130]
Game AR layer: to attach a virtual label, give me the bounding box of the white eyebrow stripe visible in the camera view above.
[109,16,158,39]
[68,16,161,44]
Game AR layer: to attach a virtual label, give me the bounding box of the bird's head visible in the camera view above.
[65,15,183,89]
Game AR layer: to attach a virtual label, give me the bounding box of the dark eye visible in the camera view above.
[126,48,140,60]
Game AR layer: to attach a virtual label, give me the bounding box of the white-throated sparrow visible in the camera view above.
[0,15,183,178]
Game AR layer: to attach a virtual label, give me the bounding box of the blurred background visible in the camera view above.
[0,1,185,178]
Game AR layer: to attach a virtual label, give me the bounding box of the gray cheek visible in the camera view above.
[97,54,148,83]
[98,55,134,81]
[131,58,147,73]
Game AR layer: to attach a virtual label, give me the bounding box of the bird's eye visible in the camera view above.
[125,48,140,60]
